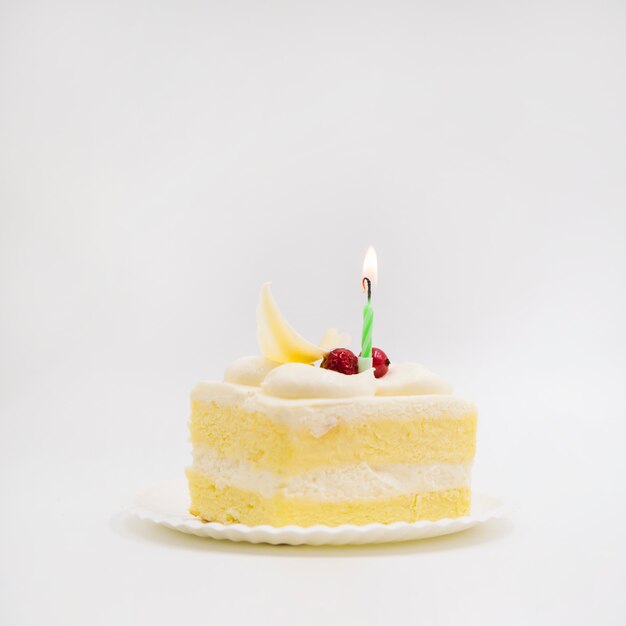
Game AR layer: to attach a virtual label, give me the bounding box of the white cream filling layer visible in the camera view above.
[191,446,472,502]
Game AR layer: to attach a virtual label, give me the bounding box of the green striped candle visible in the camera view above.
[361,279,374,358]
[359,246,377,373]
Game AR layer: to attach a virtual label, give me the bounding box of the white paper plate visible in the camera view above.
[129,480,508,546]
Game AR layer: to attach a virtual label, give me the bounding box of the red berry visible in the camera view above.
[360,347,390,378]
[320,348,359,375]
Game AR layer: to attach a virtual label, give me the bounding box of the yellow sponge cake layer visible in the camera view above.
[190,399,476,474]
[187,469,471,526]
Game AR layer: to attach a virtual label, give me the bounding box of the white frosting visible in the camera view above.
[223,357,453,400]
[376,362,453,396]
[224,356,280,386]
[191,445,471,501]
[262,363,377,399]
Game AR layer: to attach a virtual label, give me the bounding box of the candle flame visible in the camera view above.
[361,245,378,286]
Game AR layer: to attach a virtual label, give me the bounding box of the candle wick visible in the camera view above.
[362,277,372,301]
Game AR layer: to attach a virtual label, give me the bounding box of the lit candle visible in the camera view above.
[359,245,378,373]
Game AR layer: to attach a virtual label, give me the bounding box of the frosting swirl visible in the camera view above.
[375,362,453,396]
[224,356,452,399]
[224,356,280,386]
[262,363,377,399]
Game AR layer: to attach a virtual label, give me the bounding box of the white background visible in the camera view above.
[1,1,625,624]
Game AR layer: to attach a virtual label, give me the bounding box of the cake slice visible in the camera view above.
[187,282,478,527]
[187,377,477,526]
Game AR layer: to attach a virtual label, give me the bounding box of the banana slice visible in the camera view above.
[257,283,349,363]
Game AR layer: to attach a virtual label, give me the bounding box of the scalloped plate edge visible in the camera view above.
[128,479,509,546]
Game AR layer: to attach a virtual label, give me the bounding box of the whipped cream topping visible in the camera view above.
[223,356,453,399]
[262,363,377,399]
[224,356,280,387]
[376,362,453,396]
